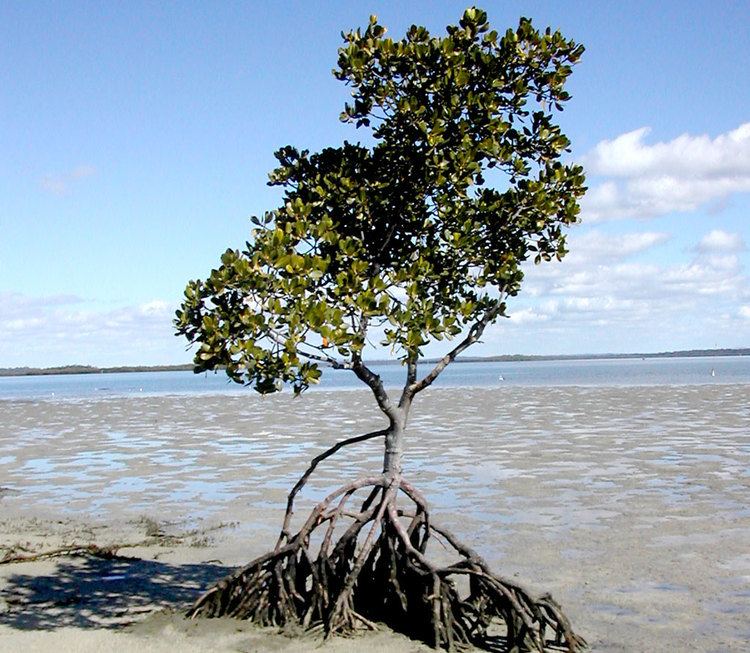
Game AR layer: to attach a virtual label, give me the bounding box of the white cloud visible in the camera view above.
[581,123,750,221]
[40,164,97,196]
[495,229,750,350]
[0,293,182,367]
[696,229,746,253]
[507,307,550,324]
[585,124,750,178]
[4,317,45,332]
[139,300,170,315]
[563,229,669,265]
[531,253,744,303]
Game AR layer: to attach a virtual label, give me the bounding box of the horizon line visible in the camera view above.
[1,347,748,377]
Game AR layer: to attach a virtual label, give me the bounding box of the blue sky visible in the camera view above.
[1,1,749,366]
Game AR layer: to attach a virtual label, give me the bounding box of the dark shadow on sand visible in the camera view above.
[0,554,232,630]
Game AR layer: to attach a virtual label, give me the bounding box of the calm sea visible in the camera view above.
[1,356,748,401]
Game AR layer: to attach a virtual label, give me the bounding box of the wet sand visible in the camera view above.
[1,385,749,651]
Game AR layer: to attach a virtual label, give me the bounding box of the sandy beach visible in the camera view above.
[1,385,749,651]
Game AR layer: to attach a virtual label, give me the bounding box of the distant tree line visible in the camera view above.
[2,349,747,378]
[0,364,193,377]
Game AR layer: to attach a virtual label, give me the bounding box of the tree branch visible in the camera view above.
[352,355,398,421]
[297,342,352,370]
[267,326,350,370]
[350,315,398,420]
[277,429,387,546]
[404,300,505,399]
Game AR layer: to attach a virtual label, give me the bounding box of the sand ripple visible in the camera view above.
[1,385,749,650]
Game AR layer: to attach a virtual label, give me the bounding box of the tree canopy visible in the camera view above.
[175,7,586,396]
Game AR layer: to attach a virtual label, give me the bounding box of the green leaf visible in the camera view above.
[175,7,586,389]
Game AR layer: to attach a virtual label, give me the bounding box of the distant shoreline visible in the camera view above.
[1,348,748,378]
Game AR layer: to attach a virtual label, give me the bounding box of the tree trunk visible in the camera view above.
[382,412,406,475]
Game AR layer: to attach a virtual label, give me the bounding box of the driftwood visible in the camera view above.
[1,544,124,565]
[0,521,234,565]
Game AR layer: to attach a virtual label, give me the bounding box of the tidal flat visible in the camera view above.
[1,385,749,651]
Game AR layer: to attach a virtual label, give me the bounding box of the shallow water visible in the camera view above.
[1,355,749,400]
[1,385,749,650]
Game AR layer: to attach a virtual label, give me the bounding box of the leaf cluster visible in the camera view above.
[175,7,586,394]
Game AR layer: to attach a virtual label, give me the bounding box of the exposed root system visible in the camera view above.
[188,470,586,652]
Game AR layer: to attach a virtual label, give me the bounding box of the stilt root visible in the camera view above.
[188,474,586,652]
